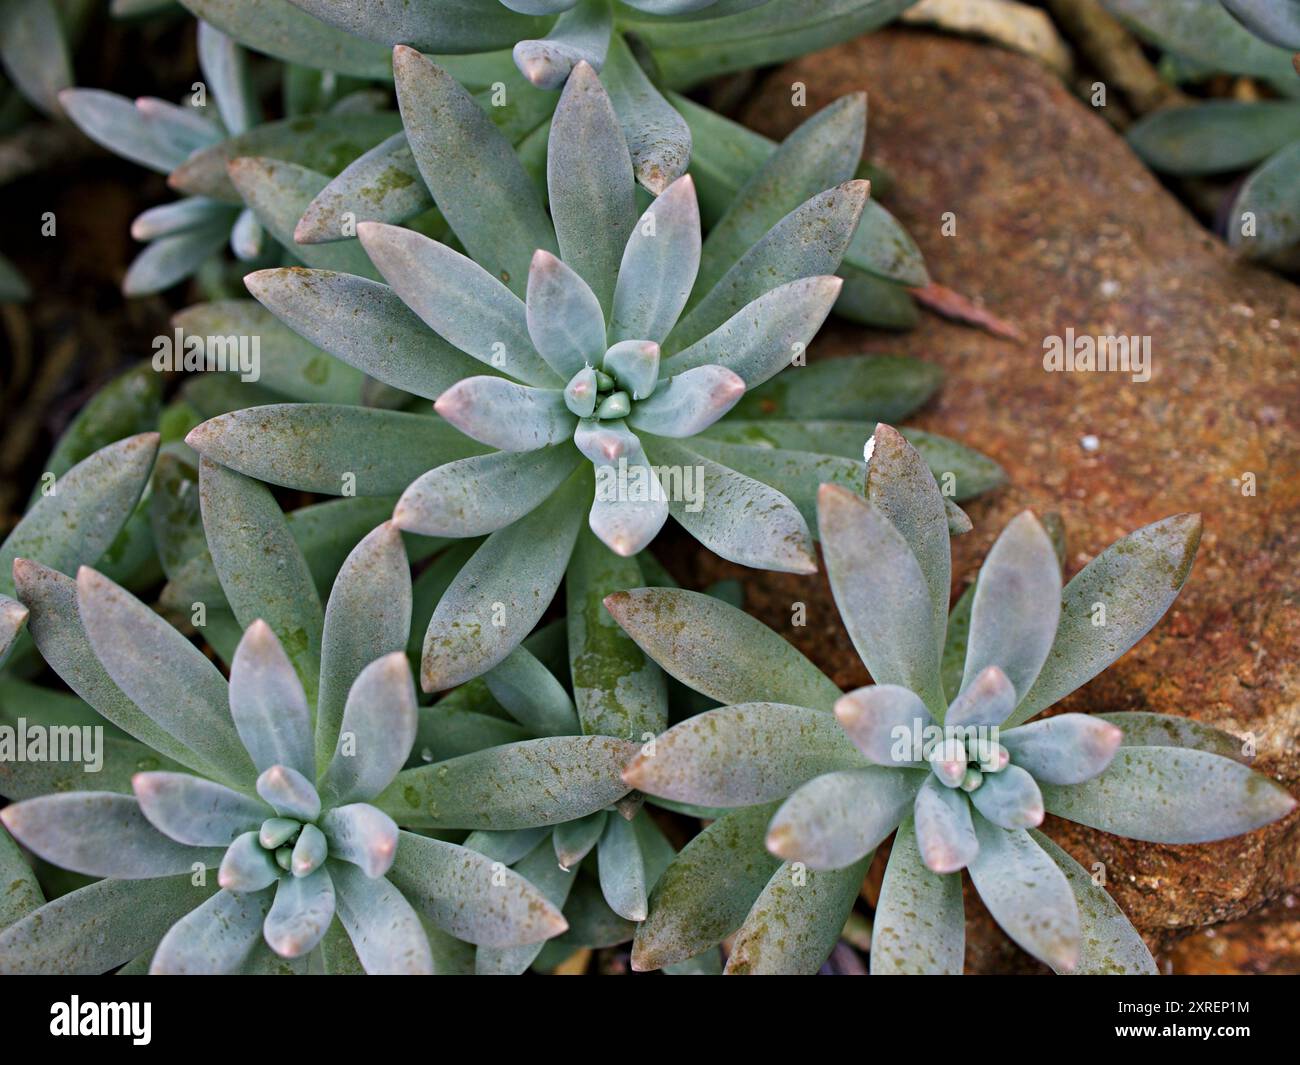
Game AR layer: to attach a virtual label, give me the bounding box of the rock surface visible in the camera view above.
[668,28,1299,971]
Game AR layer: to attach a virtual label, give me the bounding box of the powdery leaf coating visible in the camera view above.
[870,818,964,974]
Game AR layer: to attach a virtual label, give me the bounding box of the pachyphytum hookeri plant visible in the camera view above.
[185,51,1001,700]
[1108,0,1300,264]
[609,427,1296,974]
[1,448,569,972]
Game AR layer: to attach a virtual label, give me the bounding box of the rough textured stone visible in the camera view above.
[666,28,1299,971]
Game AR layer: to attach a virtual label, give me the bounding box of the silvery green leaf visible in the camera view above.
[218,831,281,892]
[729,354,940,423]
[419,468,586,690]
[1097,711,1250,763]
[0,595,27,666]
[1030,830,1157,975]
[969,820,1079,972]
[1105,0,1298,79]
[961,511,1060,704]
[1230,141,1300,261]
[968,765,1044,830]
[171,112,403,201]
[668,180,868,351]
[1128,101,1300,176]
[818,484,945,712]
[554,873,635,949]
[626,366,744,437]
[942,583,973,703]
[833,684,933,766]
[122,222,232,296]
[587,444,669,557]
[173,299,371,405]
[264,865,335,958]
[77,566,253,783]
[13,562,215,777]
[257,764,321,821]
[475,835,577,974]
[244,269,492,399]
[597,810,647,921]
[643,436,817,574]
[515,0,612,89]
[230,206,263,259]
[136,96,221,159]
[381,736,638,829]
[388,830,569,946]
[1221,0,1300,48]
[395,447,580,540]
[283,0,547,52]
[601,35,690,194]
[695,92,865,299]
[631,801,781,971]
[1001,714,1124,785]
[0,873,216,975]
[565,529,668,737]
[609,176,699,343]
[548,61,636,314]
[186,403,485,496]
[1011,514,1201,727]
[1040,746,1295,843]
[0,431,158,600]
[332,862,435,973]
[622,702,864,807]
[294,133,427,244]
[555,811,607,869]
[503,0,577,13]
[316,523,412,771]
[865,424,950,652]
[199,457,324,702]
[320,803,399,877]
[726,854,871,975]
[176,0,394,78]
[944,664,1015,729]
[131,197,227,241]
[149,887,271,974]
[0,0,72,116]
[483,645,581,736]
[870,817,964,974]
[228,158,379,279]
[0,823,42,930]
[132,772,266,847]
[463,827,550,865]
[59,89,181,173]
[291,824,328,875]
[198,21,259,136]
[766,767,919,869]
[0,793,222,879]
[393,48,556,296]
[320,654,418,806]
[602,340,661,400]
[525,249,607,379]
[913,775,978,873]
[357,222,556,385]
[604,585,839,711]
[660,276,841,387]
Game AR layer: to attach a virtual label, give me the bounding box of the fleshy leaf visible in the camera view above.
[833,684,933,766]
[380,736,638,829]
[1230,140,1300,261]
[263,866,335,958]
[870,817,964,974]
[435,378,575,452]
[1001,714,1124,785]
[1096,711,1250,763]
[610,174,700,342]
[555,811,607,869]
[604,586,840,712]
[627,366,744,437]
[944,664,1015,728]
[320,654,418,805]
[622,702,864,807]
[483,644,581,736]
[597,811,647,921]
[601,34,690,194]
[320,803,399,877]
[968,764,1044,830]
[913,775,979,873]
[149,888,271,975]
[1128,100,1300,176]
[294,133,427,244]
[218,831,280,893]
[526,250,607,379]
[1039,746,1296,843]
[228,619,315,779]
[132,772,266,847]
[514,0,611,88]
[330,862,433,974]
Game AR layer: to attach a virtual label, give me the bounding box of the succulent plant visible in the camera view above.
[0,0,78,117]
[608,427,1296,974]
[184,51,1000,700]
[1108,0,1300,265]
[1,446,572,971]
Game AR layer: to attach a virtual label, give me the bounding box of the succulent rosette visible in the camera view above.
[0,456,567,973]
[184,51,1000,699]
[608,428,1296,974]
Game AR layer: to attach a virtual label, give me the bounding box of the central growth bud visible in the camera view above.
[563,339,661,420]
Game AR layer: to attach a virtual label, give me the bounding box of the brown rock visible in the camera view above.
[673,28,1300,972]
